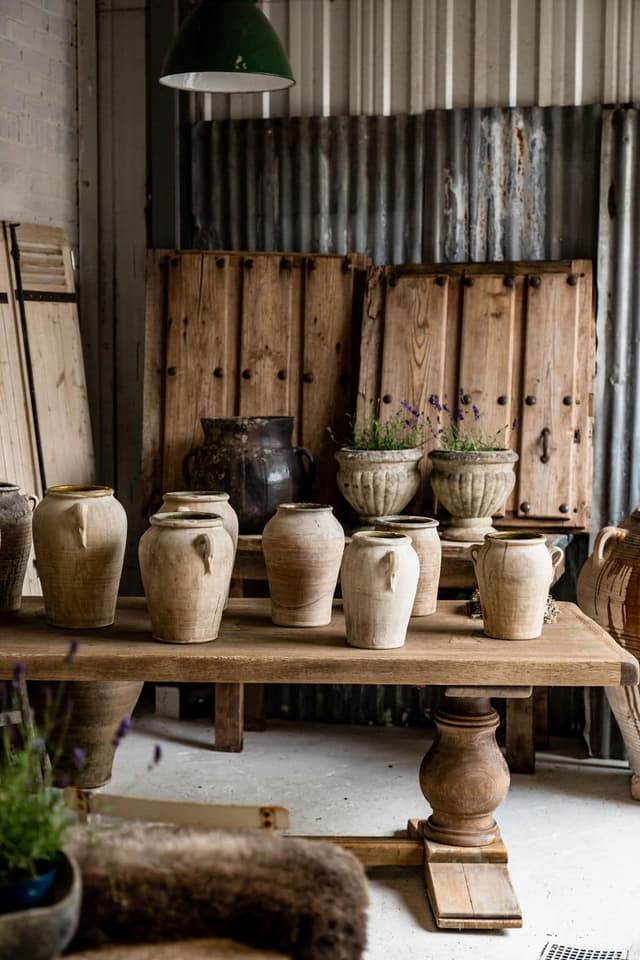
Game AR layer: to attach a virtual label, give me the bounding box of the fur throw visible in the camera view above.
[67,824,368,960]
[69,936,288,958]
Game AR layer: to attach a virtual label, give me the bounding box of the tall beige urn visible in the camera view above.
[32,485,127,628]
[139,511,234,643]
[374,515,441,615]
[470,532,563,640]
[161,490,239,556]
[262,503,345,627]
[341,530,419,649]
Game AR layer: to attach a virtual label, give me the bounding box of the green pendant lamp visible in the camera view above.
[160,0,295,93]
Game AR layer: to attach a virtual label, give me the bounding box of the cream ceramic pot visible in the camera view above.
[32,485,127,628]
[374,515,441,616]
[341,530,419,649]
[161,491,239,556]
[262,503,345,626]
[470,532,563,640]
[139,511,233,643]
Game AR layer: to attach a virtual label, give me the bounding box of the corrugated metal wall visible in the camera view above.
[192,0,640,121]
[191,106,601,263]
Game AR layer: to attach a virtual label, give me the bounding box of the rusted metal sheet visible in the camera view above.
[191,106,601,265]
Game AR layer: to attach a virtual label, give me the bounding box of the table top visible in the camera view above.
[0,599,636,688]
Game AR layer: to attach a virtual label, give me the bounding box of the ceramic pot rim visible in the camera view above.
[276,502,333,512]
[486,531,547,544]
[351,529,412,546]
[375,515,439,529]
[335,447,424,463]
[201,415,293,426]
[151,511,224,527]
[46,485,113,498]
[163,490,230,501]
[0,481,20,493]
[428,449,518,463]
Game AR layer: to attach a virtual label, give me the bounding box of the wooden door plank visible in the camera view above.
[142,250,169,517]
[301,257,357,505]
[356,266,386,424]
[10,224,95,489]
[518,272,579,519]
[238,255,302,422]
[570,261,595,530]
[163,254,242,493]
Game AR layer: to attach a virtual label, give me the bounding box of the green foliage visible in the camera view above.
[350,411,424,450]
[0,672,73,882]
[426,393,517,452]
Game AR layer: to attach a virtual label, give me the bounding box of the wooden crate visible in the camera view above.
[357,260,595,531]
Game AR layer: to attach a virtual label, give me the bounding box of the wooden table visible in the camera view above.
[0,598,636,931]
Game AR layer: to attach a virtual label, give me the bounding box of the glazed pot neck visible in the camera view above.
[164,490,229,502]
[276,502,333,514]
[151,511,224,528]
[46,485,113,498]
[0,483,20,495]
[200,416,294,447]
[375,515,438,530]
[351,529,412,547]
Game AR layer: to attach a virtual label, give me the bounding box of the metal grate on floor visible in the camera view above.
[540,944,628,960]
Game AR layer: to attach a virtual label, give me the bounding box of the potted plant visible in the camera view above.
[333,404,424,521]
[0,663,82,959]
[426,394,518,542]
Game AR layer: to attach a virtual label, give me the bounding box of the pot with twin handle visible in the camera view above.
[183,417,315,535]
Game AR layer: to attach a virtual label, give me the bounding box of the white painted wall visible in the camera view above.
[0,0,77,243]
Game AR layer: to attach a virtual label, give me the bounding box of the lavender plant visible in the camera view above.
[329,404,426,451]
[420,393,517,452]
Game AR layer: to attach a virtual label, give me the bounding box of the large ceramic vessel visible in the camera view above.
[428,449,518,542]
[334,448,423,522]
[139,511,234,643]
[341,530,419,649]
[374,515,441,616]
[0,481,37,613]
[470,532,563,640]
[263,503,345,626]
[183,417,314,535]
[32,485,127,628]
[576,509,640,799]
[161,490,239,556]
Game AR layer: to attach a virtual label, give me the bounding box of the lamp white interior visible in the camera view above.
[159,71,295,93]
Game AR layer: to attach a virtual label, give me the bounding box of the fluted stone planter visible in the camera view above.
[428,449,518,542]
[334,448,423,522]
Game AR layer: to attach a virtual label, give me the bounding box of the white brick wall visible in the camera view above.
[0,0,77,244]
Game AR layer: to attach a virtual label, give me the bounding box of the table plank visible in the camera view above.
[0,600,636,688]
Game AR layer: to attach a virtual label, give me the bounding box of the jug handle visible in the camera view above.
[384,550,399,592]
[549,545,564,573]
[26,493,39,512]
[294,446,316,490]
[70,501,88,549]
[194,533,214,574]
[469,544,481,566]
[593,526,627,568]
[183,448,198,486]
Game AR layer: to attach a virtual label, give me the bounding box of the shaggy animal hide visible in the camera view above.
[67,824,368,960]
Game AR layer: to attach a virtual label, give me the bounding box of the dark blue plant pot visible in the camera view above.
[0,863,57,914]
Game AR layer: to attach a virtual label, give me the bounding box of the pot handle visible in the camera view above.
[469,544,481,566]
[194,533,213,574]
[25,493,39,512]
[384,550,399,592]
[549,545,564,575]
[294,446,316,492]
[593,525,627,568]
[70,501,88,549]
[183,448,198,486]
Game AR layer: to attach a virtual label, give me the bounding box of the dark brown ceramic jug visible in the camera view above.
[183,417,315,534]
[0,481,37,613]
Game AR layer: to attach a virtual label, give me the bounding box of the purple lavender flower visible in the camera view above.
[33,737,45,754]
[442,402,450,413]
[11,662,25,690]
[428,395,442,412]
[401,399,420,418]
[456,409,464,421]
[72,747,86,770]
[512,417,518,430]
[65,639,79,664]
[472,404,481,421]
[112,715,131,748]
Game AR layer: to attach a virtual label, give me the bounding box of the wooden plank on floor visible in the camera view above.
[328,837,423,867]
[426,861,522,928]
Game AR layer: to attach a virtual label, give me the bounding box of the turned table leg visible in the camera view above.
[411,690,523,929]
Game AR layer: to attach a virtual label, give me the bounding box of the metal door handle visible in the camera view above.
[540,428,551,464]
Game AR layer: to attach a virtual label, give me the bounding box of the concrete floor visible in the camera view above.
[105,708,640,960]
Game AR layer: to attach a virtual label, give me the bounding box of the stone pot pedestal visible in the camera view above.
[410,688,522,929]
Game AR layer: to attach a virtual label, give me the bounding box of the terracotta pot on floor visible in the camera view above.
[374,515,441,615]
[341,530,419,649]
[262,503,345,626]
[139,512,234,643]
[32,485,127,628]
